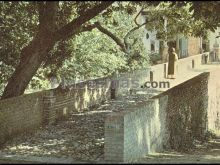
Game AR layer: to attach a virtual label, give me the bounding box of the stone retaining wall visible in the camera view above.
[0,77,112,146]
[157,72,209,151]
[207,69,220,136]
[0,68,152,146]
[0,91,47,145]
[104,98,168,162]
[104,72,210,161]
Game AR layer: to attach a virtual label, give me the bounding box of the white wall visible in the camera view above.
[143,29,160,54]
[140,15,160,54]
[208,27,220,51]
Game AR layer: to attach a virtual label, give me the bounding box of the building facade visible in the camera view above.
[139,11,202,64]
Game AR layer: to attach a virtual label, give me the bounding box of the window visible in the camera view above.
[150,40,155,52]
[146,33,149,39]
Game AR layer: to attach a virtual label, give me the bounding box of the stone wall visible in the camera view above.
[104,72,210,161]
[156,72,209,151]
[0,76,111,146]
[51,77,112,120]
[112,69,150,96]
[207,69,220,136]
[104,98,168,162]
[0,91,47,146]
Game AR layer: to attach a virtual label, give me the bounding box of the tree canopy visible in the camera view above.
[0,1,220,99]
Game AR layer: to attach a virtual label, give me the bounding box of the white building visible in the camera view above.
[139,10,201,64]
[207,27,220,61]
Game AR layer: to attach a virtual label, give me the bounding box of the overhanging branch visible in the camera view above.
[94,22,127,53]
[54,1,114,41]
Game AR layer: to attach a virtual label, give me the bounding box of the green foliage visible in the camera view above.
[125,27,149,70]
[95,6,149,70]
[1,1,220,95]
[0,2,38,65]
[0,2,38,94]
[26,68,51,92]
[5,3,149,92]
[171,1,220,33]
[144,2,213,41]
[56,8,149,81]
[58,30,127,80]
[149,53,162,65]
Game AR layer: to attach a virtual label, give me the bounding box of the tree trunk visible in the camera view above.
[1,2,114,100]
[1,34,55,99]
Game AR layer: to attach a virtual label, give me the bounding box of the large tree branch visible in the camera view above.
[94,22,127,53]
[78,12,155,55]
[86,20,150,55]
[72,22,128,54]
[80,24,97,33]
[54,1,114,41]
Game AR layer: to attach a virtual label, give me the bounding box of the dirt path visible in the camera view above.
[1,139,220,164]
